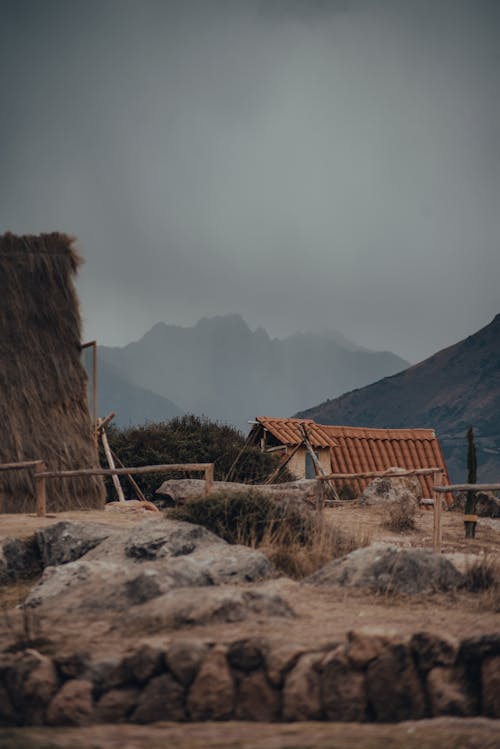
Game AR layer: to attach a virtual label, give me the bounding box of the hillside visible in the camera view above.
[98,315,408,430]
[298,314,500,481]
[83,352,183,426]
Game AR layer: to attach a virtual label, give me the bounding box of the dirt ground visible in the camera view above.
[1,504,499,657]
[1,718,500,749]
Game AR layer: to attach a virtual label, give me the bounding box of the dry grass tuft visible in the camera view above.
[463,555,500,612]
[382,498,417,532]
[168,490,371,579]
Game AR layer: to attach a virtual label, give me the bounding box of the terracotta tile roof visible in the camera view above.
[255,417,339,448]
[325,425,451,500]
[254,417,451,500]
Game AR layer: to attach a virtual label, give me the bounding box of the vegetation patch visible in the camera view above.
[168,490,371,579]
[382,497,417,532]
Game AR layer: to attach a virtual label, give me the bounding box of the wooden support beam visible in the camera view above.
[204,464,214,496]
[38,463,214,478]
[109,448,148,503]
[265,442,302,484]
[434,483,500,493]
[318,467,444,481]
[299,424,339,504]
[0,460,44,472]
[100,429,126,503]
[34,462,47,517]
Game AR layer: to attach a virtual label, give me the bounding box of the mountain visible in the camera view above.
[297,314,500,482]
[98,315,408,431]
[83,352,183,427]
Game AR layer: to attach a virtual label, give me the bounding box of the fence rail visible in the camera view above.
[0,460,214,517]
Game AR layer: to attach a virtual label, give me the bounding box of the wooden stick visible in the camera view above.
[109,448,148,503]
[300,425,339,503]
[34,462,47,517]
[435,483,500,493]
[100,429,126,503]
[265,442,302,484]
[38,463,214,479]
[318,467,444,481]
[204,464,214,496]
[224,431,254,482]
[97,412,116,432]
[0,460,44,472]
[432,470,442,553]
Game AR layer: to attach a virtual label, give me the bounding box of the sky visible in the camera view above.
[0,0,499,363]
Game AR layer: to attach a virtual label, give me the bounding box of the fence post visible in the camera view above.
[35,462,47,517]
[433,470,442,553]
[204,464,214,496]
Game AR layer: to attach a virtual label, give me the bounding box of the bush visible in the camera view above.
[463,556,500,612]
[102,415,292,500]
[382,497,417,532]
[168,490,371,579]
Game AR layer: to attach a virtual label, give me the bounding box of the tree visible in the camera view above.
[464,427,478,539]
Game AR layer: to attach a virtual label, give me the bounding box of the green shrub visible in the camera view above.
[103,415,292,500]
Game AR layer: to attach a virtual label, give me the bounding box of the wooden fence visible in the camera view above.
[0,461,214,517]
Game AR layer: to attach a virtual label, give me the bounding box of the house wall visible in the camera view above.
[286,447,331,479]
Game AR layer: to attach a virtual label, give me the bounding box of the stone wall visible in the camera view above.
[1,630,498,726]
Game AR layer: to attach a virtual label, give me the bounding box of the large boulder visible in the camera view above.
[35,522,115,566]
[155,479,318,506]
[305,544,463,595]
[361,468,422,506]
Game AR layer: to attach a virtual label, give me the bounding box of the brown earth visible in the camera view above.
[1,718,500,749]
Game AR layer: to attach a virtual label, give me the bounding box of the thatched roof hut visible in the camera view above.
[0,232,105,512]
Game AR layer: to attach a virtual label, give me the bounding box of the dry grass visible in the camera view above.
[168,490,372,579]
[463,555,500,612]
[382,498,417,532]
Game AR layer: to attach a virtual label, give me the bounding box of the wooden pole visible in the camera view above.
[300,424,339,503]
[34,462,47,517]
[204,463,214,496]
[100,429,126,503]
[109,448,148,503]
[264,442,302,484]
[432,470,443,553]
[38,463,214,478]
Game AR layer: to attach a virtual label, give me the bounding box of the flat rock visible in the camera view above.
[305,544,463,595]
[156,479,318,505]
[35,522,115,566]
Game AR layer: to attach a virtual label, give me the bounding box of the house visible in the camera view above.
[0,232,105,513]
[248,416,451,499]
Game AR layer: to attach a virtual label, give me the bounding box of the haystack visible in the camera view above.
[0,232,105,512]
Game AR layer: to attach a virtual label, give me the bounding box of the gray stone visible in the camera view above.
[366,643,427,722]
[187,645,234,720]
[122,644,165,685]
[156,478,318,505]
[282,652,323,721]
[131,673,185,723]
[0,537,41,583]
[5,649,59,725]
[306,544,463,595]
[166,640,211,687]
[321,648,367,721]
[482,656,500,718]
[361,469,422,505]
[36,522,113,566]
[96,687,140,723]
[228,639,265,672]
[426,667,472,717]
[234,671,280,721]
[46,679,94,726]
[124,518,223,560]
[411,631,459,673]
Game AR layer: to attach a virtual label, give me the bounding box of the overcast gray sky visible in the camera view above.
[1,0,498,362]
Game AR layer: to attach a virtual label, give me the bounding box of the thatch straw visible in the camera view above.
[0,232,105,512]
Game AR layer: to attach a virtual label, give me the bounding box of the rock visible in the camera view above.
[125,586,294,632]
[345,628,403,669]
[234,671,280,721]
[85,658,127,697]
[46,679,94,726]
[5,649,59,724]
[156,479,318,505]
[282,652,323,721]
[459,634,500,663]
[321,648,367,721]
[131,673,185,723]
[482,656,500,718]
[124,518,222,560]
[451,491,500,518]
[228,639,265,672]
[264,641,305,688]
[183,544,276,585]
[55,652,90,680]
[122,644,165,685]
[361,468,422,505]
[187,645,234,720]
[0,537,41,583]
[366,643,426,722]
[35,522,113,566]
[426,667,472,717]
[410,631,459,673]
[165,640,210,687]
[306,544,463,595]
[96,687,140,723]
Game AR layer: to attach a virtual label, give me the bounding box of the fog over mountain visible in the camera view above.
[1,0,498,364]
[98,315,408,430]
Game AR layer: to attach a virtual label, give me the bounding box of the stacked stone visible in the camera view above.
[1,631,499,726]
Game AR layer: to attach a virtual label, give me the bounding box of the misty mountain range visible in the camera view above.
[298,314,500,482]
[94,315,408,430]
